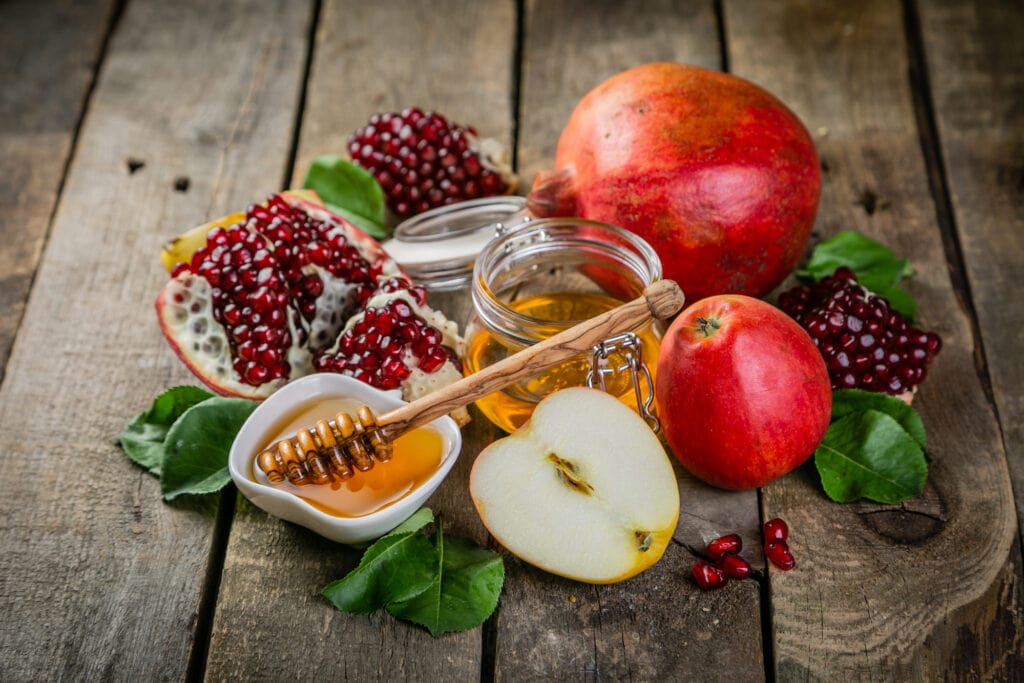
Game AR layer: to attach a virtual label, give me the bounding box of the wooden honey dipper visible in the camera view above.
[256,279,685,486]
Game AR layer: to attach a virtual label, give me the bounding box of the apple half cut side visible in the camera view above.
[469,388,680,584]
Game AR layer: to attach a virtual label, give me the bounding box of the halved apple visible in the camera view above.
[469,388,680,583]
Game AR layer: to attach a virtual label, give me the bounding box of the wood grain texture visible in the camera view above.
[918,0,1024,553]
[0,0,312,679]
[499,1,767,679]
[0,0,116,380]
[725,0,1022,677]
[205,1,516,679]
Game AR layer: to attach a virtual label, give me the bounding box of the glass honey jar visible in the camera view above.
[464,218,664,432]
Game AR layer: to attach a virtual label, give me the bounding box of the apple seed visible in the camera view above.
[547,453,595,495]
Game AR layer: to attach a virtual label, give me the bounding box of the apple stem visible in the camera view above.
[695,316,720,337]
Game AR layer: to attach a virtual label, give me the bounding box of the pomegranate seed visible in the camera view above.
[718,553,752,580]
[419,346,448,372]
[763,518,788,542]
[382,358,411,381]
[244,362,269,384]
[764,540,796,571]
[706,534,742,560]
[396,322,419,343]
[692,560,728,590]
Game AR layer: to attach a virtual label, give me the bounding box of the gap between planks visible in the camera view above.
[0,0,126,388]
[184,2,324,680]
[902,0,1021,566]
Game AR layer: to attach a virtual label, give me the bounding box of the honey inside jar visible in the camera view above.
[252,396,444,518]
[465,218,664,433]
[465,292,661,432]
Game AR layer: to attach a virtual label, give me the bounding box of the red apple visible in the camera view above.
[655,295,831,489]
[527,62,820,302]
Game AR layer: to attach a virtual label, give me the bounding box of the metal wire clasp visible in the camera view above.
[585,332,660,433]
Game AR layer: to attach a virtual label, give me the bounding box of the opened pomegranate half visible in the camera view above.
[156,192,466,420]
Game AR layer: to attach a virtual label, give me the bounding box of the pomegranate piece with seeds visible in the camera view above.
[778,267,941,399]
[155,192,466,419]
[314,277,464,408]
[348,108,516,218]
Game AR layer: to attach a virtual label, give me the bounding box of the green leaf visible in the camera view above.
[797,230,918,320]
[322,515,439,614]
[388,507,435,537]
[831,389,927,450]
[798,231,912,291]
[302,155,390,239]
[160,397,257,500]
[814,410,928,504]
[387,524,504,636]
[117,386,214,475]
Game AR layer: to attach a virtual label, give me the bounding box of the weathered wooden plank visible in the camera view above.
[725,0,1022,678]
[918,0,1024,559]
[0,0,117,380]
[495,1,767,679]
[0,0,312,679]
[205,1,516,679]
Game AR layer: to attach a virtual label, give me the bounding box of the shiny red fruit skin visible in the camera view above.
[763,517,789,542]
[706,534,742,560]
[527,63,820,301]
[765,540,796,570]
[656,295,832,489]
[692,560,728,590]
[718,553,752,580]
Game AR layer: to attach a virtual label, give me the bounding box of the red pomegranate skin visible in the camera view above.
[655,295,831,490]
[528,63,821,301]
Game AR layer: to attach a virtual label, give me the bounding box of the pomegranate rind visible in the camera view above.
[469,135,518,192]
[160,211,245,274]
[155,273,286,399]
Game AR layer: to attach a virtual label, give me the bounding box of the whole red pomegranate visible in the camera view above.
[528,63,820,301]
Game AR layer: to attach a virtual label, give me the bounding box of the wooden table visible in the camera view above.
[2,0,1021,679]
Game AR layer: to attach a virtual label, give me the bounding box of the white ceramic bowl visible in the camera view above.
[228,373,461,544]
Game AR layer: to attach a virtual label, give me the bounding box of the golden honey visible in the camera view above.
[464,292,662,432]
[253,396,444,518]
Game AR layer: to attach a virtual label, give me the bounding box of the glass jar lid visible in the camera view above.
[383,196,529,290]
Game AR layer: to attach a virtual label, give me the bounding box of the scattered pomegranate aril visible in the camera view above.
[717,553,752,580]
[763,517,789,542]
[706,533,742,560]
[778,267,941,398]
[692,560,728,590]
[764,539,796,571]
[348,108,516,218]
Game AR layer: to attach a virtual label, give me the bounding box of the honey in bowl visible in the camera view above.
[465,292,661,433]
[253,396,444,518]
